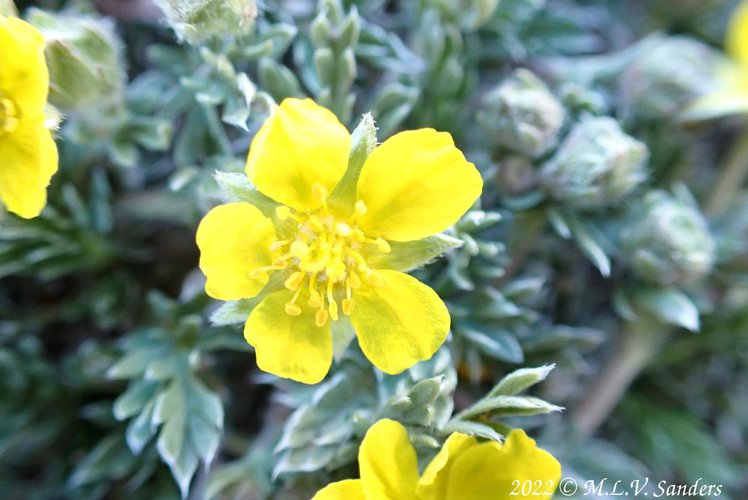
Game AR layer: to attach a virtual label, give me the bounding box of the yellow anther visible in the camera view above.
[329,301,339,321]
[272,189,382,327]
[275,205,292,220]
[315,309,329,327]
[342,298,355,315]
[285,303,302,316]
[335,222,352,236]
[284,271,305,291]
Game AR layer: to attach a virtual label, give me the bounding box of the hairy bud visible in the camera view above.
[540,117,648,209]
[154,0,257,44]
[621,191,715,286]
[479,69,565,158]
[28,9,125,111]
[619,36,720,121]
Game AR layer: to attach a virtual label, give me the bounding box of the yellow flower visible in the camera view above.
[196,98,482,384]
[0,15,58,219]
[313,419,561,500]
[686,0,748,118]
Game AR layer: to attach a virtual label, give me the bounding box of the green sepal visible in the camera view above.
[213,171,279,218]
[364,234,463,272]
[329,113,377,214]
[208,270,291,326]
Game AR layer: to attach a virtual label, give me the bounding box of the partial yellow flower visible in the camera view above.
[0,15,58,219]
[686,0,748,118]
[313,418,562,500]
[196,98,482,383]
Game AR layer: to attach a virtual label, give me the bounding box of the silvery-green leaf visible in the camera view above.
[440,419,503,442]
[364,234,463,272]
[634,287,700,332]
[490,364,556,397]
[209,298,260,326]
[456,395,563,419]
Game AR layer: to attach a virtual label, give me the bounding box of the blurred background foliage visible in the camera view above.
[1,0,747,498]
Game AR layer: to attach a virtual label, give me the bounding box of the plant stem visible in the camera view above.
[571,318,669,439]
[705,127,748,216]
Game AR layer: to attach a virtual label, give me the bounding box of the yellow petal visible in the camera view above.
[727,1,748,66]
[445,429,562,500]
[246,98,351,212]
[312,479,365,500]
[196,202,275,300]
[359,419,419,500]
[244,289,332,384]
[0,118,58,219]
[0,16,49,109]
[350,270,449,374]
[356,129,482,242]
[416,433,477,499]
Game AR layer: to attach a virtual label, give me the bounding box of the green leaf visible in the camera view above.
[440,420,504,442]
[113,379,159,421]
[633,287,700,332]
[409,377,443,407]
[456,395,563,420]
[565,213,611,277]
[212,171,278,217]
[364,234,463,272]
[457,324,524,363]
[151,375,224,498]
[490,364,556,397]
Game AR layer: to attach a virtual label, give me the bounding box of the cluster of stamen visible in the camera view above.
[255,184,390,327]
[0,94,19,135]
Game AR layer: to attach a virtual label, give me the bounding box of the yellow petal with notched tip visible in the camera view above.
[359,419,419,500]
[196,202,275,301]
[351,270,450,374]
[445,429,561,500]
[244,289,333,384]
[356,129,482,242]
[246,98,351,212]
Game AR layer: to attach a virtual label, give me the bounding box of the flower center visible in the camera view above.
[264,184,390,327]
[0,93,20,136]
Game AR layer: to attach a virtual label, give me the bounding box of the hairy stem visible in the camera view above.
[571,318,669,438]
[706,128,748,216]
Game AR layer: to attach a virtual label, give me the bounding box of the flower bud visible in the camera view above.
[621,191,715,286]
[539,117,648,209]
[0,0,17,16]
[154,0,257,44]
[478,69,565,158]
[27,9,126,111]
[619,36,719,121]
[497,156,538,197]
